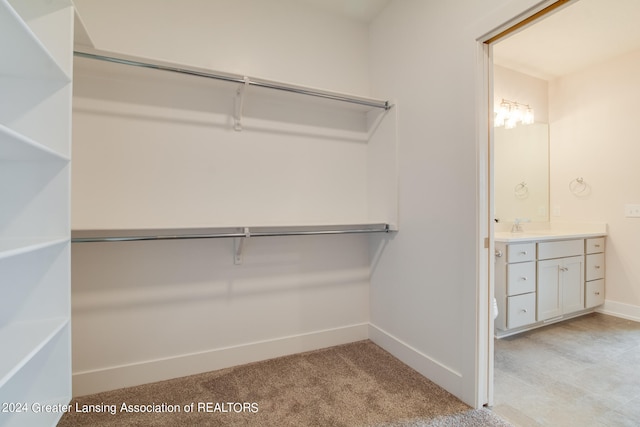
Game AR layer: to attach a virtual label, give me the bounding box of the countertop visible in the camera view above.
[495,229,607,243]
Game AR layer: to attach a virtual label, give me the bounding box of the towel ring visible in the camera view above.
[569,177,587,195]
[514,181,528,198]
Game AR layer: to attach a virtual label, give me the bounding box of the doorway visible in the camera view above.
[477,0,577,409]
[482,0,640,421]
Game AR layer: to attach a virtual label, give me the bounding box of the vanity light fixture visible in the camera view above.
[494,99,534,128]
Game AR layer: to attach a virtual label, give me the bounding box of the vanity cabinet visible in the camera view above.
[537,240,584,321]
[585,237,605,308]
[495,243,537,330]
[495,233,606,337]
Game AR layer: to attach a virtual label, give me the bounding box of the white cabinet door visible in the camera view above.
[561,256,584,314]
[537,255,584,321]
[537,259,561,321]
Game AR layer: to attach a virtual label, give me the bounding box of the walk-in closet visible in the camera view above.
[69,45,399,395]
[2,2,402,424]
[12,1,635,425]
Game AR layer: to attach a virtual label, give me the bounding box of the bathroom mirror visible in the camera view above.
[494,122,549,223]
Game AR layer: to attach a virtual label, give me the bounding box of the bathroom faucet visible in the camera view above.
[511,218,529,233]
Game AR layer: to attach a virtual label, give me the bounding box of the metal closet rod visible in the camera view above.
[71,224,391,243]
[73,50,391,111]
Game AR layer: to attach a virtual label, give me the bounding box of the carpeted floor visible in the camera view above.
[58,340,511,426]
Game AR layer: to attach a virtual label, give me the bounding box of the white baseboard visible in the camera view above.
[597,300,640,322]
[73,323,369,397]
[368,323,462,399]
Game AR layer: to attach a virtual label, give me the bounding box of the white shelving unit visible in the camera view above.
[0,0,73,425]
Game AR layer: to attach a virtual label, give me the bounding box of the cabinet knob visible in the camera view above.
[595,291,600,295]
[594,265,601,269]
[594,244,601,248]
[559,267,568,272]
[520,309,528,313]
[520,277,528,281]
[519,251,527,255]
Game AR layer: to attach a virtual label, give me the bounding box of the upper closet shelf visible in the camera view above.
[0,0,70,83]
[73,48,392,117]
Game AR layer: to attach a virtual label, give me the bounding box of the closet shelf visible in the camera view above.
[0,124,70,162]
[73,48,391,113]
[0,0,70,83]
[0,238,69,260]
[71,223,392,243]
[0,317,69,389]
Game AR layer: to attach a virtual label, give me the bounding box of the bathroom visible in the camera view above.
[491,0,640,423]
[492,0,640,328]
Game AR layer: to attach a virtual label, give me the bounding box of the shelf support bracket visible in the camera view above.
[234,227,250,264]
[234,76,250,131]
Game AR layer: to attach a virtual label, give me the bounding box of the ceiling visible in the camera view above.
[493,0,640,80]
[296,0,390,22]
[300,0,640,80]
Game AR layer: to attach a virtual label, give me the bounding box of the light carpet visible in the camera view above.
[58,340,511,426]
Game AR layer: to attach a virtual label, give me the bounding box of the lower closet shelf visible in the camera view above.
[0,317,69,388]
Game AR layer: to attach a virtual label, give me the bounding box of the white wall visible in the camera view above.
[367,0,544,407]
[72,235,371,394]
[73,0,372,95]
[549,48,640,320]
[71,57,375,229]
[71,0,377,396]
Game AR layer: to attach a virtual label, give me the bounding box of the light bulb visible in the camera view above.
[494,99,533,128]
[505,115,517,129]
[522,107,534,125]
[511,104,523,123]
[499,100,510,116]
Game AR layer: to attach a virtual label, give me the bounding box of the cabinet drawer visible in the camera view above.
[538,239,583,260]
[507,293,536,329]
[586,237,605,254]
[507,262,536,296]
[586,253,605,281]
[507,243,536,263]
[585,279,605,308]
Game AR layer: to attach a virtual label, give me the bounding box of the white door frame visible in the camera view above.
[474,0,577,407]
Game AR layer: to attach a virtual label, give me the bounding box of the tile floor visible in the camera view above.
[492,313,640,427]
